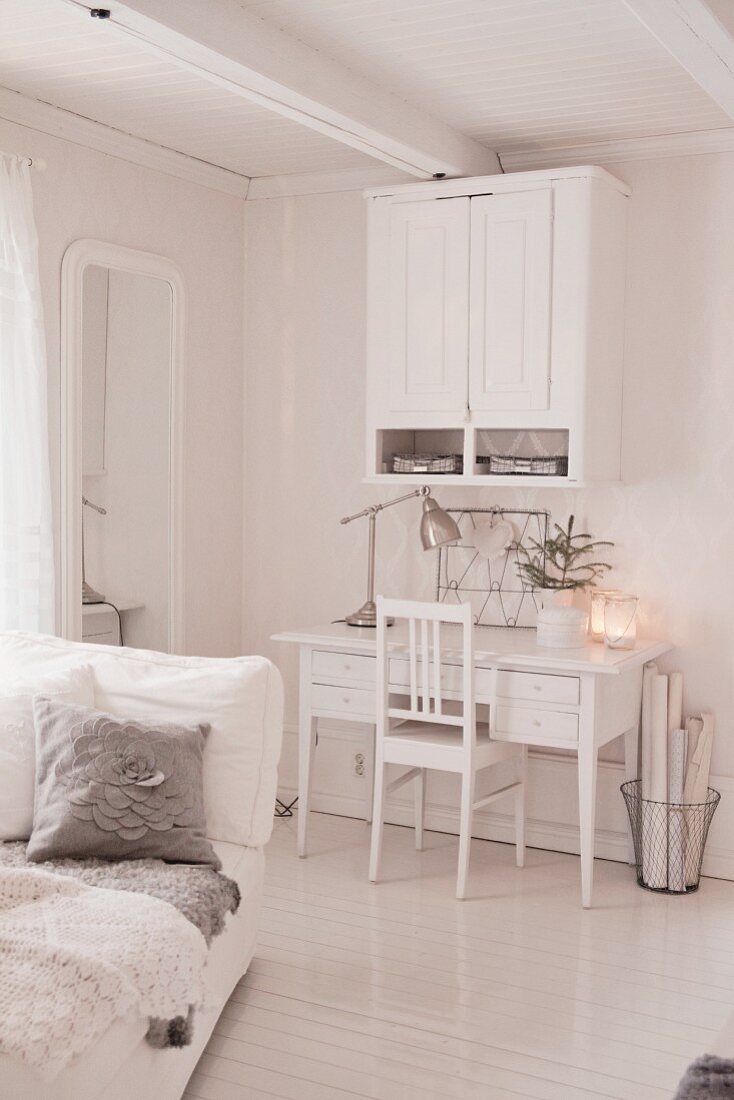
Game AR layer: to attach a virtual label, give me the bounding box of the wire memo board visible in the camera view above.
[436,508,550,628]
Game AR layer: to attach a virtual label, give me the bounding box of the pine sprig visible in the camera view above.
[517,514,613,592]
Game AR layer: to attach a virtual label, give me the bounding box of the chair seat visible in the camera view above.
[388,720,491,750]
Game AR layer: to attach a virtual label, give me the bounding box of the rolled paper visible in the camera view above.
[641,663,658,800]
[643,673,669,888]
[683,716,707,804]
[668,672,683,734]
[640,663,658,886]
[665,673,684,889]
[650,675,669,802]
[684,713,714,887]
[667,728,687,892]
[690,713,714,804]
[669,727,687,804]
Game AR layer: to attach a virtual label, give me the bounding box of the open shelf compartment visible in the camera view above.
[473,429,570,478]
[376,428,466,477]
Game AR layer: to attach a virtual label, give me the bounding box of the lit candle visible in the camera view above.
[590,588,619,642]
[604,593,638,650]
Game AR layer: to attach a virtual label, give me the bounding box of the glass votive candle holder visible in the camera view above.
[589,588,621,642]
[604,593,638,649]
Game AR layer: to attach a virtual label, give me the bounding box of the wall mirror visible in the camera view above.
[61,240,184,652]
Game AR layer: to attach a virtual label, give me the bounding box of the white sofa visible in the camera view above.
[0,631,283,1100]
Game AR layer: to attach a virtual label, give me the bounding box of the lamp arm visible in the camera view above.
[339,485,428,526]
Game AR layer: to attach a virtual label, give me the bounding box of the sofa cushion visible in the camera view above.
[0,665,95,841]
[27,697,219,867]
[0,633,283,848]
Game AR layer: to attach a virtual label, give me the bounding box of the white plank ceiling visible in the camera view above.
[238,0,730,152]
[0,0,731,179]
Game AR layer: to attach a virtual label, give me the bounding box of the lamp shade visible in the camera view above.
[420,494,461,550]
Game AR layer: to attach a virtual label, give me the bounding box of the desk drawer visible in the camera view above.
[312,683,375,718]
[497,670,579,706]
[388,658,493,697]
[313,650,376,684]
[495,705,578,745]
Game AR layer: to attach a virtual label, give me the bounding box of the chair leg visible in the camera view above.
[415,768,426,850]
[457,770,476,900]
[368,753,387,883]
[515,746,527,868]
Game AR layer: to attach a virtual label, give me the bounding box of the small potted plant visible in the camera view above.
[517,514,613,609]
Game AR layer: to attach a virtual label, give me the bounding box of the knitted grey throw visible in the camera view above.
[0,841,240,1050]
[675,1055,734,1098]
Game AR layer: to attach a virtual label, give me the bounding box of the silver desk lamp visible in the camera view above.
[82,495,107,605]
[340,485,461,627]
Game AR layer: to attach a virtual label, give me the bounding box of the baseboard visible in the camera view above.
[277,721,734,879]
[277,781,629,861]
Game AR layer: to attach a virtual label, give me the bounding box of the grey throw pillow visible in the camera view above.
[27,696,220,869]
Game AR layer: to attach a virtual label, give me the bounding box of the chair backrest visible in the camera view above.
[376,596,475,747]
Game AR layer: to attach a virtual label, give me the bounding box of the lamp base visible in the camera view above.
[345,601,394,628]
[82,581,106,605]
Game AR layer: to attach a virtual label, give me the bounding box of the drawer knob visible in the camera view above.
[344,664,351,671]
[343,696,351,704]
[533,719,541,727]
[533,685,542,692]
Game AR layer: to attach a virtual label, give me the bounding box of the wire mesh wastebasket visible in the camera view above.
[621,780,720,894]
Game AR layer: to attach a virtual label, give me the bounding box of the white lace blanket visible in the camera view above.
[0,865,208,1081]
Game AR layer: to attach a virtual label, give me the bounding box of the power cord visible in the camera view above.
[95,600,124,646]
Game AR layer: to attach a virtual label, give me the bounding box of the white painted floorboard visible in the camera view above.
[185,812,734,1100]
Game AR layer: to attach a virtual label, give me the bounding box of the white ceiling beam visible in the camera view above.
[66,0,499,180]
[623,0,734,120]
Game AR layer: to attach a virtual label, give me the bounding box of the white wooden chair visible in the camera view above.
[368,596,527,899]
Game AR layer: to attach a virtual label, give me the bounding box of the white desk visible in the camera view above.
[273,622,670,907]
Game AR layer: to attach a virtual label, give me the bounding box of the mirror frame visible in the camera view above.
[60,239,185,651]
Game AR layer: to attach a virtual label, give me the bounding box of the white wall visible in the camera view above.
[0,117,244,657]
[244,155,734,875]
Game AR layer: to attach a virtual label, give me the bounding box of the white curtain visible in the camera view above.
[0,153,54,632]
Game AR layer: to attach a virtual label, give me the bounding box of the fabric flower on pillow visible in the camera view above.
[55,715,196,840]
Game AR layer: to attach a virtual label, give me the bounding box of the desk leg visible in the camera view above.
[365,724,376,825]
[297,648,316,859]
[624,724,640,863]
[578,738,598,909]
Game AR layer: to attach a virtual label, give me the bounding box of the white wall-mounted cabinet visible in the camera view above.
[365,166,630,487]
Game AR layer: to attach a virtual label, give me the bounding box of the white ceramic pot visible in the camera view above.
[538,588,574,610]
[536,607,589,648]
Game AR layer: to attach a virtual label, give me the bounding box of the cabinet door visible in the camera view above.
[469,189,552,411]
[388,198,469,412]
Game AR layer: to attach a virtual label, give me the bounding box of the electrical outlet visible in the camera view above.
[354,752,366,776]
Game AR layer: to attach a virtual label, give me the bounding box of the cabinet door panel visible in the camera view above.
[469,190,552,412]
[389,198,469,412]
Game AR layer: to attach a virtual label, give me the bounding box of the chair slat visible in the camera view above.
[433,620,442,716]
[409,618,417,712]
[421,618,429,715]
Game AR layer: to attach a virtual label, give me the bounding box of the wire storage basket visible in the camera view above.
[621,780,720,894]
[392,453,463,474]
[477,454,569,476]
